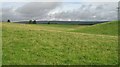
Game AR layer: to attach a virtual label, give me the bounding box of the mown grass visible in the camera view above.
[2,21,118,65]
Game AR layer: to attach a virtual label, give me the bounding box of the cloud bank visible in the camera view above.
[2,2,118,21]
[49,2,118,21]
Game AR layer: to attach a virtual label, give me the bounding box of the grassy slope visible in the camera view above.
[71,21,118,36]
[2,21,118,65]
[0,23,2,66]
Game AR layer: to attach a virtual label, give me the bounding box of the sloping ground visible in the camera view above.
[0,23,2,66]
[2,21,118,65]
[71,21,118,36]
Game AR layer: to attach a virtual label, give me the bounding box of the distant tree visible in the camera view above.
[29,20,32,24]
[7,19,10,22]
[33,20,36,24]
[48,21,50,24]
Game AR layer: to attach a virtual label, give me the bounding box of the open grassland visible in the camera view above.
[2,21,118,65]
[0,23,2,66]
[71,21,118,36]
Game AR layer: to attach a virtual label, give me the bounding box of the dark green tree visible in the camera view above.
[48,21,50,24]
[7,19,10,22]
[33,20,36,24]
[29,20,32,24]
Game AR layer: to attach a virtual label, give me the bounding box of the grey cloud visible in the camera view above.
[50,2,118,21]
[2,2,118,21]
[2,2,61,21]
[2,8,24,21]
[2,8,15,21]
[16,2,60,19]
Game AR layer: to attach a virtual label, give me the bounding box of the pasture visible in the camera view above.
[1,21,118,65]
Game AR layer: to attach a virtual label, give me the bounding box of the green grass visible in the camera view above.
[71,21,118,36]
[2,21,118,65]
[0,23,2,66]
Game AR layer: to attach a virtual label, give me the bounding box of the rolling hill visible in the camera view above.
[1,21,118,65]
[71,21,118,36]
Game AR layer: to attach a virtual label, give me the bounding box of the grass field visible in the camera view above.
[1,21,118,65]
[0,22,2,66]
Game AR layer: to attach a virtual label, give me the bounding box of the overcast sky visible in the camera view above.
[1,0,119,21]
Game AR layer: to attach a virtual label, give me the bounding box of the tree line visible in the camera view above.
[28,20,37,24]
[7,19,51,24]
[7,19,37,24]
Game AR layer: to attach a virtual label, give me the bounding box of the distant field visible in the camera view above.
[71,21,118,36]
[2,21,118,65]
